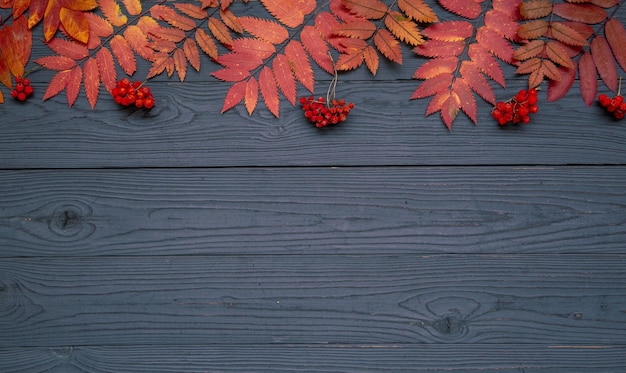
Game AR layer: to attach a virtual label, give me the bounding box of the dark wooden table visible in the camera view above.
[1,1,626,371]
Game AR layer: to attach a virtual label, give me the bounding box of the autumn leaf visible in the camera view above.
[285,40,314,93]
[605,18,626,71]
[184,38,201,71]
[43,69,71,101]
[245,77,259,115]
[46,37,88,61]
[122,0,142,16]
[196,28,219,60]
[83,57,100,109]
[547,65,576,103]
[301,25,334,74]
[332,19,377,39]
[174,3,207,19]
[99,0,128,27]
[63,0,98,11]
[374,28,402,64]
[591,35,618,92]
[259,65,279,117]
[413,40,465,57]
[173,48,187,81]
[65,65,82,107]
[576,52,598,106]
[35,55,77,70]
[211,67,251,82]
[398,0,438,23]
[519,0,552,19]
[412,56,458,79]
[341,0,388,20]
[410,72,453,99]
[553,3,607,24]
[384,11,424,46]
[124,25,154,61]
[43,0,62,41]
[438,0,482,19]
[110,34,136,75]
[240,16,289,44]
[208,17,234,48]
[421,21,473,42]
[459,61,495,105]
[260,0,307,28]
[59,7,90,43]
[222,80,247,113]
[273,54,297,105]
[28,0,47,29]
[96,47,117,93]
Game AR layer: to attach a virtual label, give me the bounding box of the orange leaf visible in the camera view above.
[222,80,246,113]
[232,38,276,59]
[421,21,473,42]
[337,49,364,71]
[0,58,12,89]
[43,0,61,41]
[174,3,207,19]
[545,41,574,68]
[410,72,453,99]
[99,0,127,27]
[151,4,196,31]
[34,55,76,70]
[273,54,296,105]
[84,13,113,37]
[121,0,141,16]
[211,67,251,82]
[315,12,341,38]
[333,19,376,39]
[43,69,71,101]
[517,20,549,40]
[124,25,154,61]
[576,52,597,106]
[605,18,626,71]
[513,39,545,60]
[150,26,186,43]
[440,92,460,130]
[425,91,448,116]
[183,38,201,72]
[412,56,457,79]
[340,0,387,20]
[220,8,243,34]
[28,0,47,29]
[384,11,423,46]
[363,45,379,75]
[285,40,314,93]
[83,57,99,109]
[46,37,88,60]
[62,0,98,11]
[519,0,552,19]
[398,0,438,23]
[245,77,259,115]
[591,35,618,92]
[459,61,495,105]
[374,28,402,64]
[196,28,218,60]
[301,25,333,74]
[516,57,541,74]
[438,0,482,19]
[259,66,279,117]
[173,48,187,82]
[110,34,136,75]
[10,14,31,67]
[96,47,116,93]
[137,16,159,35]
[146,52,168,79]
[0,91,3,103]
[208,17,233,48]
[59,7,89,43]
[553,3,607,24]
[13,0,28,18]
[240,16,289,44]
[217,53,263,70]
[550,22,588,46]
[260,0,305,28]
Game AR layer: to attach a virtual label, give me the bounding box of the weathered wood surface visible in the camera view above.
[1,0,626,371]
[1,167,624,256]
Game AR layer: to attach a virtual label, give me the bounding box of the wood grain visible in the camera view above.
[1,345,625,372]
[1,254,625,347]
[0,167,624,256]
[1,79,624,169]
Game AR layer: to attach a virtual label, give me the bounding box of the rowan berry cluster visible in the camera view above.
[492,88,538,126]
[598,93,626,120]
[11,76,34,102]
[111,78,155,109]
[299,96,354,128]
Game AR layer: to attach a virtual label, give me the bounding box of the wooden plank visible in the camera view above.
[1,167,624,256]
[1,79,625,168]
[1,345,626,372]
[1,254,625,346]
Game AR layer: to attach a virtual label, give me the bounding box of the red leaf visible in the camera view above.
[285,40,314,93]
[11,15,31,67]
[421,21,473,42]
[484,9,519,41]
[174,3,207,19]
[315,12,342,38]
[273,54,296,105]
[340,0,387,20]
[65,65,82,107]
[240,16,289,44]
[425,91,448,116]
[151,4,196,31]
[13,0,29,18]
[260,0,306,28]
[337,49,364,71]
[121,0,141,16]
[468,43,505,87]
[412,56,457,79]
[547,65,576,103]
[440,92,460,130]
[410,72,453,99]
[46,37,88,60]
[43,0,62,41]
[221,80,247,113]
[28,0,47,29]
[413,40,465,57]
[519,0,552,19]
[245,77,259,115]
[0,58,11,89]
[476,26,514,63]
[452,77,477,124]
[545,40,574,68]
[59,7,89,43]
[83,57,100,109]
[146,52,168,79]
[150,26,186,43]
[550,22,588,46]
[513,39,545,61]
[184,38,201,71]
[35,55,77,70]
[438,0,482,19]
[259,66,279,117]
[0,22,25,77]
[110,34,136,75]
[63,0,98,11]
[217,53,263,70]
[605,18,626,72]
[553,3,607,24]
[211,67,251,82]
[591,35,618,92]
[232,38,276,59]
[43,69,71,101]
[374,28,402,64]
[459,61,495,105]
[301,25,334,74]
[96,47,116,93]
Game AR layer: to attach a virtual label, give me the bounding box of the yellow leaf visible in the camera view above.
[384,11,423,46]
[121,0,141,15]
[60,7,89,43]
[64,0,98,11]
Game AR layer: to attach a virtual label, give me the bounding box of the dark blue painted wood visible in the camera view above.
[1,0,625,371]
